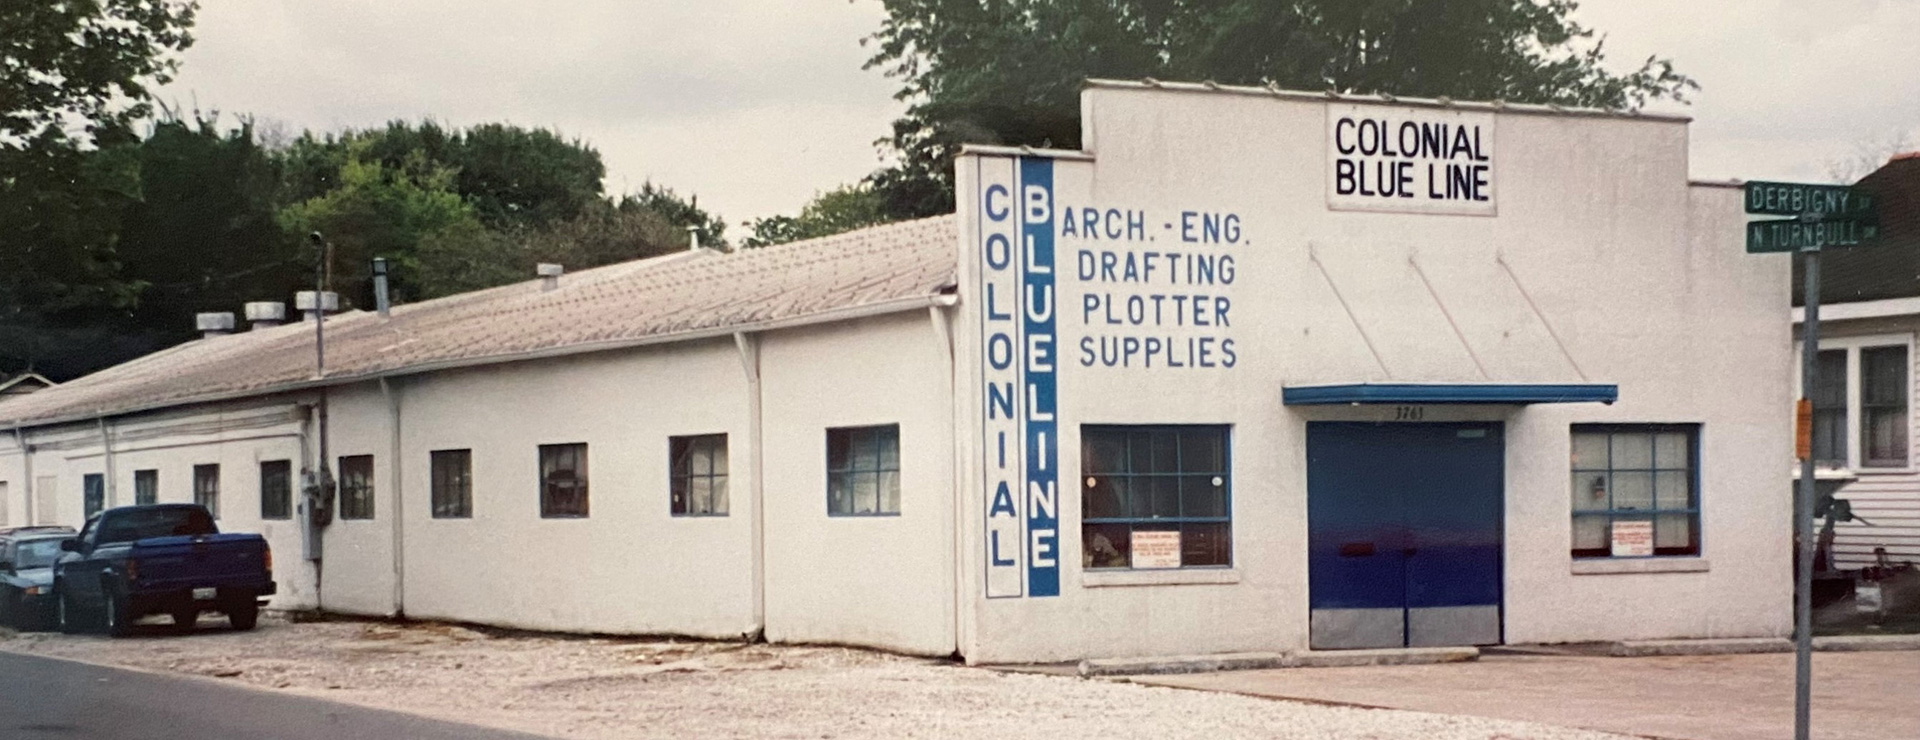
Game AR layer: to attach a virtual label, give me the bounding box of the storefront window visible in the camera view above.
[1570,425,1699,558]
[1081,425,1231,569]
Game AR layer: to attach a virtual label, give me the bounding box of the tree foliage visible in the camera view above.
[0,0,197,146]
[743,184,889,247]
[862,0,1699,218]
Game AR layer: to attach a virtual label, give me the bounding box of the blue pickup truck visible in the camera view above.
[53,504,276,636]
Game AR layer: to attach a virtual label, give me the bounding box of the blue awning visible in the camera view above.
[1282,383,1618,406]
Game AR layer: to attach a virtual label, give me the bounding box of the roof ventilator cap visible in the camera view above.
[537,263,564,292]
[196,312,236,338]
[244,301,287,329]
[294,290,340,321]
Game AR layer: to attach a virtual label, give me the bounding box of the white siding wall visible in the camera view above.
[1810,315,1920,569]
[760,312,957,655]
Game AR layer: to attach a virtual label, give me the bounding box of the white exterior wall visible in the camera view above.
[0,403,322,610]
[956,87,1792,663]
[392,341,755,636]
[760,312,957,655]
[0,314,953,656]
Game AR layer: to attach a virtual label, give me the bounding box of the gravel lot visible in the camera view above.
[1,615,1632,740]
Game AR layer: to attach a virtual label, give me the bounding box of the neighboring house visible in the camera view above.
[0,81,1792,663]
[0,373,53,401]
[1794,152,1920,570]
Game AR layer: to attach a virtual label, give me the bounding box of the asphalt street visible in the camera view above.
[0,650,552,740]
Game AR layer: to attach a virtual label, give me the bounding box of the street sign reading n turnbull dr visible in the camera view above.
[1743,181,1880,253]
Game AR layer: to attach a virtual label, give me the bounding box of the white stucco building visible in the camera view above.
[0,81,1792,663]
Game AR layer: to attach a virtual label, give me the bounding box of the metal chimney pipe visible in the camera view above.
[372,257,391,318]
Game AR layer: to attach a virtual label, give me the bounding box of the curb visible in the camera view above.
[1075,646,1478,677]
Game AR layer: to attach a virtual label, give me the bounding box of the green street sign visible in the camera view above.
[1744,180,1876,219]
[1746,218,1879,253]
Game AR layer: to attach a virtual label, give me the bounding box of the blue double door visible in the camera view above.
[1307,422,1505,649]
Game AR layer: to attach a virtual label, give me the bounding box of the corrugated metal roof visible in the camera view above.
[0,215,958,429]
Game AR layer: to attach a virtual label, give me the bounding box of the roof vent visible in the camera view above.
[537,263,564,292]
[244,301,287,329]
[295,291,340,322]
[196,312,236,338]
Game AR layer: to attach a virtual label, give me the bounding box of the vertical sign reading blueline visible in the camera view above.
[1020,157,1061,597]
[1327,104,1496,216]
[978,157,1026,598]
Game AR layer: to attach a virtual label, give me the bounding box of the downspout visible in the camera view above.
[97,417,117,507]
[733,332,765,639]
[12,428,32,524]
[380,377,405,617]
[929,297,961,657]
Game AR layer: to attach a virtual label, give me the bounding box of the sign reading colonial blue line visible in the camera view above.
[1019,157,1061,597]
[976,156,1059,598]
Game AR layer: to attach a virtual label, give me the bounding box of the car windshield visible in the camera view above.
[95,508,217,545]
[12,540,63,569]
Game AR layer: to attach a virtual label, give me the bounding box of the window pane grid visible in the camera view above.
[539,443,588,518]
[670,435,729,516]
[1082,425,1232,569]
[1569,425,1699,558]
[194,464,220,519]
[1860,345,1909,468]
[260,460,292,520]
[338,455,374,520]
[826,425,900,516]
[430,449,472,519]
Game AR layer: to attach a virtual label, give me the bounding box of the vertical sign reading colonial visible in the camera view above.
[977,156,1061,598]
[1327,104,1496,216]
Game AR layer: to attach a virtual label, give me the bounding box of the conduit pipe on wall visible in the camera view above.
[380,377,405,617]
[97,417,118,506]
[928,300,962,657]
[12,428,32,524]
[732,331,765,639]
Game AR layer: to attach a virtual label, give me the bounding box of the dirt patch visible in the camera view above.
[1,614,1633,740]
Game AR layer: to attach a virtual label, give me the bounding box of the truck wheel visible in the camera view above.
[103,588,134,638]
[56,588,82,634]
[227,601,259,631]
[171,606,198,633]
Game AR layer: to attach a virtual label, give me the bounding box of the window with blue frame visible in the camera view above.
[1570,424,1700,558]
[83,473,105,518]
[1081,425,1232,569]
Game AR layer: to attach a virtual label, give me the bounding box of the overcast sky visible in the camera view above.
[162,1,1919,229]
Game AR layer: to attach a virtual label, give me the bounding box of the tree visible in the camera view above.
[743,184,889,247]
[623,182,728,249]
[277,154,479,307]
[0,0,197,378]
[114,114,295,348]
[863,0,1699,219]
[1,0,197,146]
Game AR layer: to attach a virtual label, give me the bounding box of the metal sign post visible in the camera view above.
[1744,179,1880,740]
[1794,245,1818,740]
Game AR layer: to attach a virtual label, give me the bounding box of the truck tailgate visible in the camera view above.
[130,533,270,590]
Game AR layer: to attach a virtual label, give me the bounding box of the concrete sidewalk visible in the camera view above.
[1131,651,1919,740]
